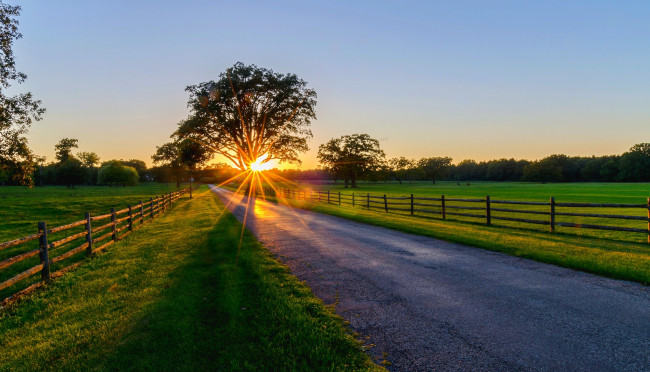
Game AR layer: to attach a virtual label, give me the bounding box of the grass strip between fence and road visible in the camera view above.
[0,185,381,371]
[250,187,650,285]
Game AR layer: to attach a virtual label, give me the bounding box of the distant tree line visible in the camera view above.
[2,137,217,187]
[310,134,650,186]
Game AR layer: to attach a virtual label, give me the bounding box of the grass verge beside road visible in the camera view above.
[0,185,380,371]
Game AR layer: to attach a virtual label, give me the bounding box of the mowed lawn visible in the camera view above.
[255,181,650,284]
[0,186,380,371]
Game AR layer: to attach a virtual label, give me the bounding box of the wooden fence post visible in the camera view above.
[352,193,355,207]
[85,212,92,255]
[410,194,414,215]
[550,197,556,233]
[38,221,51,281]
[338,191,341,206]
[128,204,133,232]
[384,194,388,212]
[647,197,649,244]
[367,193,370,209]
[139,201,144,225]
[111,208,117,241]
[441,195,446,219]
[327,190,330,204]
[486,195,491,225]
[150,197,154,219]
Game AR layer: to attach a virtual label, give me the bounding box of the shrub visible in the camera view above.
[97,160,139,186]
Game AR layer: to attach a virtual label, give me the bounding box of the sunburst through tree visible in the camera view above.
[169,62,317,237]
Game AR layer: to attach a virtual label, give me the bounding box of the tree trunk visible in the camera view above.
[351,173,357,188]
[344,178,349,188]
[432,178,436,184]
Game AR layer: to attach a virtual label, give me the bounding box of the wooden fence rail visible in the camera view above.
[261,187,650,244]
[0,188,190,306]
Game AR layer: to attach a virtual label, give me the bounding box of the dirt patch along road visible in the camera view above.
[212,186,649,371]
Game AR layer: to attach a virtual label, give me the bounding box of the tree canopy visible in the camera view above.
[0,2,45,186]
[54,138,78,163]
[418,157,452,184]
[317,134,385,188]
[619,143,650,182]
[175,62,317,171]
[77,151,100,168]
[152,137,210,187]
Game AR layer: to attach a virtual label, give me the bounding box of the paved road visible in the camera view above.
[212,186,650,371]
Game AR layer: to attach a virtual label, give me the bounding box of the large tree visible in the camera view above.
[0,2,45,186]
[317,134,385,188]
[175,62,317,171]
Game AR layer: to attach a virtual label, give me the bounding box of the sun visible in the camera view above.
[248,154,272,172]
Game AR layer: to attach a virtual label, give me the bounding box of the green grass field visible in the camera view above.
[0,186,380,371]
[285,181,650,243]
[0,184,188,242]
[250,181,650,284]
[0,184,190,300]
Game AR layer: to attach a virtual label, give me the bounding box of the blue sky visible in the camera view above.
[12,0,650,168]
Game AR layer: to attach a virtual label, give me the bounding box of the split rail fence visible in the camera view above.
[0,188,190,305]
[263,187,650,243]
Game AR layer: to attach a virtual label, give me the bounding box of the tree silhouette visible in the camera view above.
[418,157,452,184]
[175,62,317,171]
[0,2,45,186]
[318,134,385,188]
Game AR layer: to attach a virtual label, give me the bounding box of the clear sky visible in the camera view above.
[11,0,650,168]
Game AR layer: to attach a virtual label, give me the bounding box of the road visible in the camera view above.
[211,186,650,371]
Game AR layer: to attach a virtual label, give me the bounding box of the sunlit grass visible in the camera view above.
[0,185,380,371]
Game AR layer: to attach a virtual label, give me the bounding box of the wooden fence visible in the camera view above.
[0,188,190,306]
[262,187,650,243]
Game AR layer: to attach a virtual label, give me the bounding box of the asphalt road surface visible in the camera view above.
[211,186,650,371]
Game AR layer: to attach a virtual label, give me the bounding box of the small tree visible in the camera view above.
[121,159,148,182]
[98,160,139,186]
[54,138,78,163]
[152,138,209,187]
[77,151,100,184]
[388,157,416,184]
[417,157,452,184]
[77,151,100,168]
[317,134,385,188]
